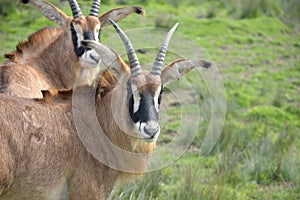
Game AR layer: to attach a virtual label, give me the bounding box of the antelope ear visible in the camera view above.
[161,59,212,85]
[22,0,69,28]
[99,6,145,27]
[81,40,129,78]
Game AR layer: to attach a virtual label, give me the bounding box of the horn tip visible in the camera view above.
[172,22,179,30]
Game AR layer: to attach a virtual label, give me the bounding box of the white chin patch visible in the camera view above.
[134,122,160,143]
[77,50,101,85]
[79,50,100,68]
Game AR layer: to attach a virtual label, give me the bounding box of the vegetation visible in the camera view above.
[0,0,299,199]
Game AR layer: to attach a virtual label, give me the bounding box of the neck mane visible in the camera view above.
[5,27,79,89]
[5,27,63,62]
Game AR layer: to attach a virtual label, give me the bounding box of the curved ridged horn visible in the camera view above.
[68,0,82,19]
[109,19,142,77]
[89,0,101,17]
[151,23,179,76]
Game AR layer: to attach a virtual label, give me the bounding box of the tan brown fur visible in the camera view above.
[97,70,118,98]
[130,73,162,96]
[4,27,64,62]
[0,18,211,199]
[0,26,77,98]
[0,0,145,98]
[0,46,212,200]
[0,69,155,199]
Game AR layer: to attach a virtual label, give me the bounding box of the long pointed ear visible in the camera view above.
[81,40,129,78]
[161,59,212,85]
[99,6,145,27]
[22,0,69,28]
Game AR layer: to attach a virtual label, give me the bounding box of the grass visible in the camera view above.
[0,0,300,199]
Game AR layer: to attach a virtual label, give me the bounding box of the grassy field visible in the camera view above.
[0,0,299,199]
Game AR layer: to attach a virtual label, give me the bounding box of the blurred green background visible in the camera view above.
[0,0,299,199]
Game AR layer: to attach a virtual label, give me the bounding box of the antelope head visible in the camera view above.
[82,20,211,143]
[22,0,145,68]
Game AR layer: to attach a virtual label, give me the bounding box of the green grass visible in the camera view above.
[0,0,300,199]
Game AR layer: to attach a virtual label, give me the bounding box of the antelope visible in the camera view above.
[0,20,211,199]
[0,0,145,98]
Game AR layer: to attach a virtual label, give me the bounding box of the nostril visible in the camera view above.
[144,125,159,138]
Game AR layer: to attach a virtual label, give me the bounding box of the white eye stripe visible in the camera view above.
[95,32,100,42]
[133,92,140,113]
[131,84,140,113]
[77,36,83,47]
[94,24,101,42]
[154,88,161,112]
[73,25,84,47]
[154,97,159,112]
